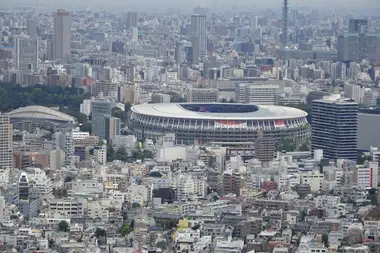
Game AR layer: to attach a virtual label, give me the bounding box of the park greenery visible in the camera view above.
[0,83,92,132]
[107,145,154,162]
[0,83,90,112]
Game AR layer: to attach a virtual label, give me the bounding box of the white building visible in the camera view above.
[48,199,84,217]
[93,145,107,165]
[186,88,219,103]
[344,83,364,104]
[127,184,150,206]
[113,135,137,149]
[86,201,109,220]
[236,83,280,105]
[70,179,104,194]
[356,162,379,189]
[300,170,324,192]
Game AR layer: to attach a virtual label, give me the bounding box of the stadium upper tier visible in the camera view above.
[128,103,310,145]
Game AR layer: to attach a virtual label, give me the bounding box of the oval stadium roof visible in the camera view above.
[131,103,307,120]
[8,106,75,123]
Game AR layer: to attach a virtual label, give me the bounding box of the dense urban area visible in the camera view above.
[0,1,379,253]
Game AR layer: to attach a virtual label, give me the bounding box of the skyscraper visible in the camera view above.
[337,33,380,62]
[191,14,207,63]
[26,20,37,37]
[15,36,38,72]
[53,9,71,60]
[338,20,380,62]
[91,99,112,141]
[348,19,368,33]
[311,96,358,161]
[0,114,12,169]
[126,12,138,30]
[281,0,289,46]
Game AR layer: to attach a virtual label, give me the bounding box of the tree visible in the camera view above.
[277,138,297,152]
[112,107,126,123]
[322,233,329,248]
[58,221,69,232]
[53,188,68,198]
[107,144,115,162]
[299,141,310,151]
[131,203,141,209]
[115,147,128,161]
[120,224,132,236]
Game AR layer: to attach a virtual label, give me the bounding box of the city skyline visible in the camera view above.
[5,0,380,11]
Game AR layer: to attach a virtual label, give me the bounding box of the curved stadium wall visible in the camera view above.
[128,103,310,145]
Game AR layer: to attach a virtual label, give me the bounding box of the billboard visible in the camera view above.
[214,120,247,129]
[274,120,285,128]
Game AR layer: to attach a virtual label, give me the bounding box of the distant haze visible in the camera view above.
[6,0,380,11]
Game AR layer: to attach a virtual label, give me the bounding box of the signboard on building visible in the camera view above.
[214,120,247,129]
[274,120,285,128]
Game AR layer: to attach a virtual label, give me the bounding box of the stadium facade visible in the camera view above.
[128,103,309,145]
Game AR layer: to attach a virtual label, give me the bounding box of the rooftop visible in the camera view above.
[131,103,307,120]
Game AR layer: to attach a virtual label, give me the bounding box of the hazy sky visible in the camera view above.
[7,0,380,11]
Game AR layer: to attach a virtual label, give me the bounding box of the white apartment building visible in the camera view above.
[86,201,109,220]
[48,199,84,217]
[186,88,219,103]
[314,196,340,209]
[236,83,280,105]
[214,238,245,253]
[69,179,104,194]
[127,184,151,206]
[0,168,10,184]
[72,131,90,140]
[344,83,364,104]
[356,162,379,189]
[113,135,137,149]
[175,175,207,200]
[300,170,324,193]
[93,146,107,165]
[30,213,70,229]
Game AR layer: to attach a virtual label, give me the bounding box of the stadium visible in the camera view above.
[128,103,310,145]
[8,105,76,131]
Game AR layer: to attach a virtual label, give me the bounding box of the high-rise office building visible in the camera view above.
[126,12,138,30]
[311,96,358,161]
[0,114,12,169]
[105,116,121,143]
[53,9,71,60]
[337,33,380,62]
[191,14,206,63]
[14,36,38,72]
[91,100,112,141]
[26,20,37,37]
[175,40,192,64]
[348,19,368,33]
